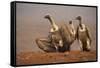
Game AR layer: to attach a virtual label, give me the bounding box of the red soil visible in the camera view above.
[16,50,96,65]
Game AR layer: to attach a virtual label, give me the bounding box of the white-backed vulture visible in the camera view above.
[44,15,63,52]
[36,15,63,52]
[75,16,91,51]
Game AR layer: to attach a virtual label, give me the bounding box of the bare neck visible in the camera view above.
[48,16,56,25]
[79,20,83,29]
[70,24,75,35]
[47,16,58,30]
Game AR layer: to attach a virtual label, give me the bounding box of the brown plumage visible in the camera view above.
[59,21,76,51]
[36,15,76,52]
[75,16,91,51]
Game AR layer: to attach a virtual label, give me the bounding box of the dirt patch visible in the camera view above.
[16,50,96,65]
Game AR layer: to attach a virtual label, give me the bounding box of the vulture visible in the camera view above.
[44,15,76,52]
[36,14,76,52]
[36,15,63,52]
[75,16,91,51]
[59,20,76,51]
[44,15,63,52]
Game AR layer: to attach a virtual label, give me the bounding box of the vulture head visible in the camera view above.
[44,15,51,19]
[75,16,82,21]
[75,16,83,28]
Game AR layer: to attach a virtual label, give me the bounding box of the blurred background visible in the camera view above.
[16,3,97,53]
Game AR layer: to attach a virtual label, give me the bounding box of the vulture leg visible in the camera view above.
[86,38,91,51]
[79,40,83,51]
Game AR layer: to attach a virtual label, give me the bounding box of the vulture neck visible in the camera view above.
[47,16,58,32]
[79,20,83,29]
[70,23,76,35]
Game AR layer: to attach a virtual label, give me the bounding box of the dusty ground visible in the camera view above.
[16,50,97,65]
